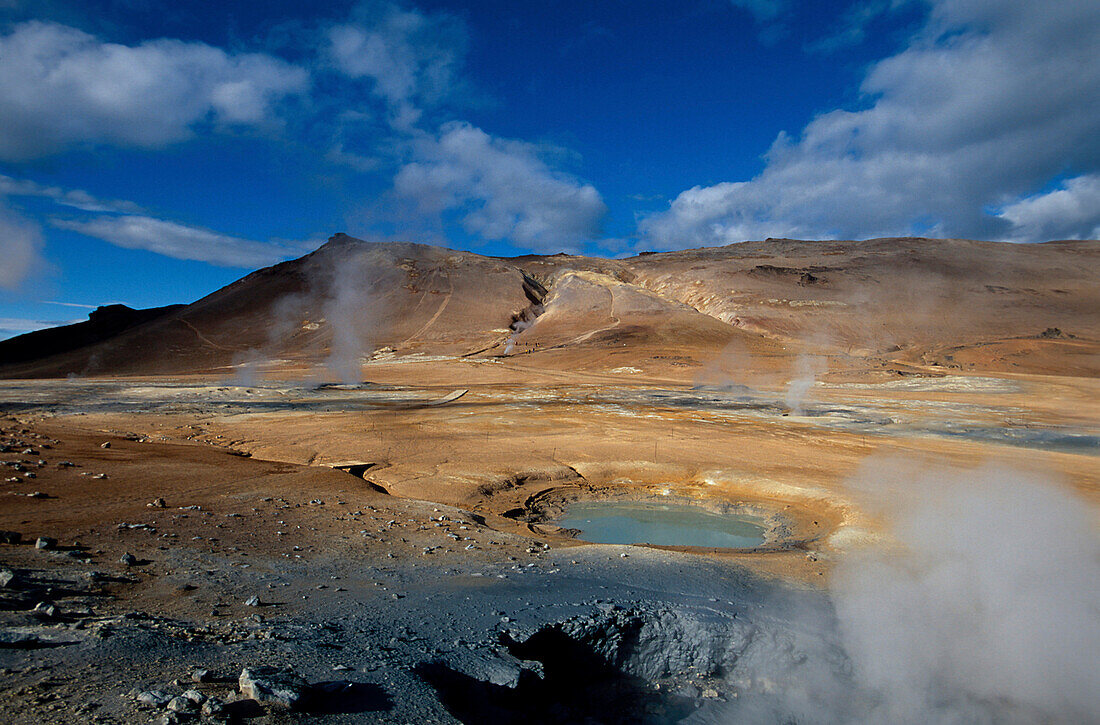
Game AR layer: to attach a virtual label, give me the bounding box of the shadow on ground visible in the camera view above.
[418,627,696,724]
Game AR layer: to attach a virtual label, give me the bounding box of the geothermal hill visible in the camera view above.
[2,233,1098,379]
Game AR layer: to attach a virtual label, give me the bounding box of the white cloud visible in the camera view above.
[0,202,46,290]
[326,3,465,130]
[0,173,141,213]
[0,21,309,160]
[996,174,1100,242]
[42,300,100,309]
[51,215,303,268]
[322,5,608,251]
[394,122,607,251]
[642,0,1100,247]
[807,0,914,53]
[0,317,81,338]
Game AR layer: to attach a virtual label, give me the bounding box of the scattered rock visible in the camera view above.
[136,690,173,707]
[201,696,226,718]
[35,537,56,550]
[0,569,15,588]
[244,595,261,607]
[190,669,213,683]
[238,666,308,709]
[119,552,137,566]
[148,498,167,508]
[165,695,196,712]
[100,442,111,449]
[32,602,58,619]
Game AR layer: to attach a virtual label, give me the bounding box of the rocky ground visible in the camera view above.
[0,357,1096,724]
[0,412,836,724]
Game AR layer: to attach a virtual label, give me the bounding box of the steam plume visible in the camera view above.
[707,458,1100,724]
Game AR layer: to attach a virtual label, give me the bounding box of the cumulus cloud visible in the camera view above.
[0,202,46,290]
[326,1,466,129]
[394,122,607,251]
[321,4,607,251]
[642,0,1100,247]
[51,215,303,268]
[0,21,309,160]
[996,174,1100,242]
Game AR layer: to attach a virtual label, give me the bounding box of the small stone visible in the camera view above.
[181,689,205,704]
[244,595,261,607]
[200,697,226,717]
[100,442,111,449]
[165,695,195,712]
[0,530,21,544]
[136,689,172,707]
[28,491,48,499]
[35,536,56,550]
[32,601,57,618]
[119,552,137,566]
[701,688,720,699]
[148,498,167,508]
[190,669,212,683]
[0,569,15,587]
[91,473,108,480]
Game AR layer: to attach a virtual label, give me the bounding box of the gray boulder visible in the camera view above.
[239,666,309,709]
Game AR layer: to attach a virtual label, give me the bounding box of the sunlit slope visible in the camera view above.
[2,235,1097,378]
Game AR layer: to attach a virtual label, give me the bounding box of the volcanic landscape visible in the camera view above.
[0,233,1098,724]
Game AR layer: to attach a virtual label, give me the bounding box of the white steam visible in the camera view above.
[784,352,825,415]
[316,244,399,384]
[832,459,1100,724]
[0,202,44,289]
[694,338,755,392]
[707,458,1100,724]
[503,318,531,355]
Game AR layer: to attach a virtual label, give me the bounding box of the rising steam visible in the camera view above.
[784,352,826,415]
[832,459,1100,723]
[706,458,1100,724]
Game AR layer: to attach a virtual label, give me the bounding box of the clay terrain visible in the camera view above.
[0,234,1098,724]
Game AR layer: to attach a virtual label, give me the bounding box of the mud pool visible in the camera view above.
[557,500,767,548]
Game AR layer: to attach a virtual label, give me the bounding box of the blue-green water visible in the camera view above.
[558,500,766,548]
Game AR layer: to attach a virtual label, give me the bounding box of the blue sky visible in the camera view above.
[0,0,1098,338]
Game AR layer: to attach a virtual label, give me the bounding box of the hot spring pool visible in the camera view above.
[557,500,767,548]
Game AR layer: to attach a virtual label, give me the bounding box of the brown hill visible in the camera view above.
[2,234,1098,380]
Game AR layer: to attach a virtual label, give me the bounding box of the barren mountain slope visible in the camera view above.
[2,234,1097,379]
